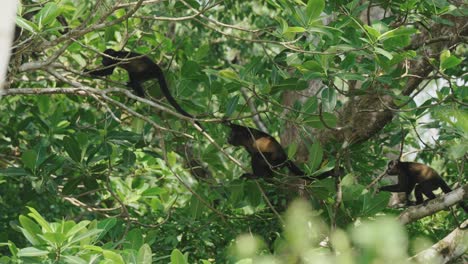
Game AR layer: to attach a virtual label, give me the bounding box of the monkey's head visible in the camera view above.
[102,49,119,66]
[227,124,250,147]
[386,160,400,175]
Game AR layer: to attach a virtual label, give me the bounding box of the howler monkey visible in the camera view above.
[379,160,468,212]
[85,49,201,127]
[227,122,331,180]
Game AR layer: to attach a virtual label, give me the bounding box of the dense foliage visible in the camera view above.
[0,0,466,263]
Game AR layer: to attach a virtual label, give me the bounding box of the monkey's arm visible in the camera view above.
[84,66,116,76]
[379,184,407,192]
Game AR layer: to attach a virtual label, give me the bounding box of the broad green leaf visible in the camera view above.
[36,3,61,28]
[270,78,308,94]
[65,220,90,239]
[226,95,240,116]
[124,229,143,250]
[307,142,323,171]
[321,87,337,111]
[379,27,418,41]
[440,55,462,70]
[7,240,19,258]
[170,249,188,264]
[375,47,393,60]
[63,136,82,162]
[21,150,37,171]
[66,229,102,246]
[301,60,323,72]
[0,167,29,177]
[16,17,39,32]
[27,207,52,233]
[96,218,117,240]
[42,232,67,245]
[17,247,49,257]
[103,250,125,264]
[219,69,239,80]
[167,152,177,167]
[142,187,166,197]
[189,195,204,219]
[306,0,325,21]
[361,192,390,216]
[287,142,298,160]
[284,26,306,33]
[137,244,153,264]
[363,25,380,41]
[19,215,43,246]
[62,256,88,264]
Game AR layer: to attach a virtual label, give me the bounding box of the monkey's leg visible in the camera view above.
[414,184,425,205]
[128,79,146,97]
[419,182,437,205]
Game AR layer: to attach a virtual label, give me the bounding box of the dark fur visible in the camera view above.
[227,123,331,180]
[379,160,467,212]
[85,49,201,127]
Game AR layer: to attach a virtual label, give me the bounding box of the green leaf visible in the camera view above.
[63,136,82,162]
[142,187,166,197]
[43,232,67,245]
[379,27,418,41]
[226,95,240,116]
[284,26,306,33]
[0,167,29,177]
[62,256,88,264]
[19,216,43,246]
[65,220,90,239]
[36,3,61,29]
[16,17,39,33]
[17,247,49,257]
[375,47,393,60]
[96,218,117,240]
[364,25,380,41]
[189,195,204,219]
[306,0,325,21]
[124,229,143,250]
[321,87,337,111]
[361,191,390,216]
[66,229,102,246]
[307,142,323,171]
[103,250,125,264]
[27,207,52,233]
[287,142,298,160]
[137,244,153,264]
[440,55,462,70]
[271,78,308,94]
[21,150,37,171]
[219,69,239,80]
[170,249,188,264]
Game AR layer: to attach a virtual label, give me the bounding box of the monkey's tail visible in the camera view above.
[439,179,452,193]
[155,68,204,130]
[286,161,334,181]
[286,160,305,176]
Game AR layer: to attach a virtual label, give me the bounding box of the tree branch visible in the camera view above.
[410,220,468,264]
[398,185,468,225]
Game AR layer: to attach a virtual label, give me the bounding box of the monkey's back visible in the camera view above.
[405,162,441,182]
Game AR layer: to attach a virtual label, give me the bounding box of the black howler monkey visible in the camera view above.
[379,160,468,212]
[227,122,331,180]
[85,49,201,128]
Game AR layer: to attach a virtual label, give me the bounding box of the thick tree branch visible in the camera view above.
[398,185,468,225]
[410,220,468,264]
